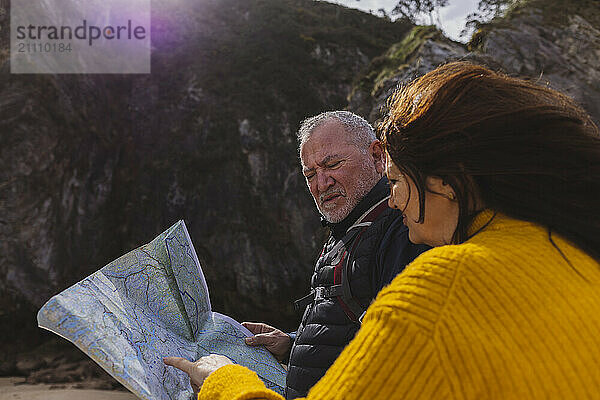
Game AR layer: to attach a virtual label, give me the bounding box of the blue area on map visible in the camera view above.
[37,221,286,400]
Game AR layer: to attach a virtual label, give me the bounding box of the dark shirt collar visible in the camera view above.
[321,177,390,240]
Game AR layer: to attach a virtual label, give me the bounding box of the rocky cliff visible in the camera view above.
[1,0,598,383]
[0,0,412,368]
[349,0,600,127]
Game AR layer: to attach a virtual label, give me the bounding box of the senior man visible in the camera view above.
[242,111,429,399]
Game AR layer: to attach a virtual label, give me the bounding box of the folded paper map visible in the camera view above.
[37,220,287,399]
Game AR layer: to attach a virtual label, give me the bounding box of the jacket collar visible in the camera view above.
[321,177,390,240]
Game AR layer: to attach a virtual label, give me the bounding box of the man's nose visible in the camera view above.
[388,197,397,210]
[316,170,334,192]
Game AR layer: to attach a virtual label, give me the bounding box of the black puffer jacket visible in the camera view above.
[285,178,429,399]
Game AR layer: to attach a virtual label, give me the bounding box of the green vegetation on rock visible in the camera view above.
[351,25,441,98]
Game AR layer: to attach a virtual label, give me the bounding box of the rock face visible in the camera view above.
[349,1,600,127]
[481,10,600,124]
[0,0,413,359]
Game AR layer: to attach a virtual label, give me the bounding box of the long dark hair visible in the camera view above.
[381,62,600,261]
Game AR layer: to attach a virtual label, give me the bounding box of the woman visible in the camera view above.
[165,62,600,399]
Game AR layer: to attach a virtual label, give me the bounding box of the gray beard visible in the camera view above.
[316,161,381,224]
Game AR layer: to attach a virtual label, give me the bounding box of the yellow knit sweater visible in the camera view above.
[199,210,600,400]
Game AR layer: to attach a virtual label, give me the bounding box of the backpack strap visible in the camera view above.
[294,197,390,321]
[334,197,390,323]
[293,234,357,312]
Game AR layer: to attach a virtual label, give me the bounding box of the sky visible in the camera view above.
[332,0,480,42]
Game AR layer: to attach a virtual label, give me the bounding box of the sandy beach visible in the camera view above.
[0,377,138,400]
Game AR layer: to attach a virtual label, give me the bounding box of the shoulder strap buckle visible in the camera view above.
[314,285,343,302]
[294,285,344,312]
[314,287,325,302]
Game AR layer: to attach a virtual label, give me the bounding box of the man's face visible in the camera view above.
[300,120,381,223]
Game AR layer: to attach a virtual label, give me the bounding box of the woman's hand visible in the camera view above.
[164,354,233,394]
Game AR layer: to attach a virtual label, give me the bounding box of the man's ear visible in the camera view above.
[425,176,456,201]
[369,140,385,174]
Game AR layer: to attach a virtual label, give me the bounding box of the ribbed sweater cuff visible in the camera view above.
[198,364,284,400]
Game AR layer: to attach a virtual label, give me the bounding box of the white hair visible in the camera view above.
[297,111,377,155]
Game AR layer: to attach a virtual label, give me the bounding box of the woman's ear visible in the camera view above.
[370,140,385,174]
[425,176,456,201]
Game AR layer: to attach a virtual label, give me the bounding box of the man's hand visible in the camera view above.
[242,322,292,363]
[164,355,232,394]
